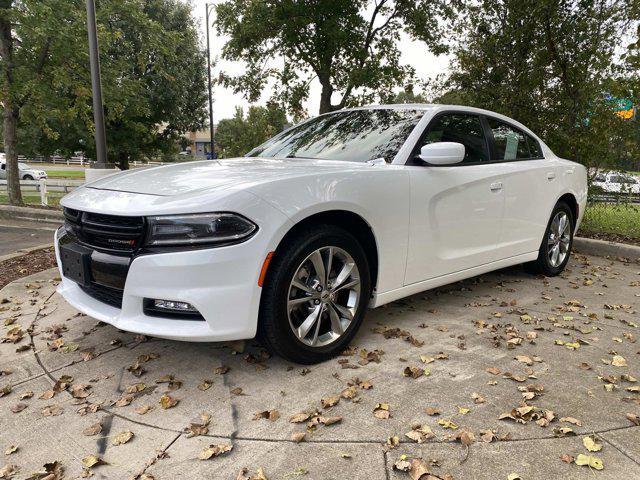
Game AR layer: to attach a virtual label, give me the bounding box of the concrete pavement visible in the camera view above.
[1,253,639,479]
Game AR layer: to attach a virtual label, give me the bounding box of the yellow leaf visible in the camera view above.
[457,406,470,414]
[583,436,602,452]
[575,454,604,470]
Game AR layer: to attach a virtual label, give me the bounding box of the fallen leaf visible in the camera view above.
[291,432,306,443]
[198,444,232,460]
[4,445,18,455]
[612,355,627,367]
[583,436,602,452]
[373,403,390,419]
[82,422,102,436]
[575,454,603,470]
[112,430,134,446]
[82,455,106,469]
[159,394,179,409]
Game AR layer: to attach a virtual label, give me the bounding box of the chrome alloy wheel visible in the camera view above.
[287,246,361,347]
[547,211,571,267]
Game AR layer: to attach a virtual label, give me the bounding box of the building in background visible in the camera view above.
[182,126,218,158]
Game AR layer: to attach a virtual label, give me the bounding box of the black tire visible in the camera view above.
[23,175,34,180]
[526,201,574,276]
[258,224,371,364]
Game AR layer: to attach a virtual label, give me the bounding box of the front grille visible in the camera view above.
[79,283,124,308]
[64,208,145,254]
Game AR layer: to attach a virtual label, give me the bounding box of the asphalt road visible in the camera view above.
[0,220,56,256]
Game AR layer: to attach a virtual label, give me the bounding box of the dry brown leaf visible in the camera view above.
[112,430,134,446]
[82,422,102,436]
[159,394,178,409]
[198,444,232,460]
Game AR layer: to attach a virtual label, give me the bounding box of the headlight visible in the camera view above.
[145,213,257,247]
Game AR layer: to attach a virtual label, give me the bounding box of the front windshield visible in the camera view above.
[248,109,424,163]
[18,163,30,170]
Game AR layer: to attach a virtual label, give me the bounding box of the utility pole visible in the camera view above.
[85,0,109,171]
[205,3,215,159]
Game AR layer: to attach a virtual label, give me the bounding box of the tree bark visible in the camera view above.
[319,81,334,114]
[2,106,22,205]
[0,0,23,205]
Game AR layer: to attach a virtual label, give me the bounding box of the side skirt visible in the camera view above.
[370,251,538,308]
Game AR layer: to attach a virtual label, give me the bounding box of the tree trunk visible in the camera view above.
[319,82,334,114]
[3,106,22,205]
[117,152,129,170]
[0,1,23,205]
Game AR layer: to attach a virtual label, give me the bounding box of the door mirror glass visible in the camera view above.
[418,142,465,165]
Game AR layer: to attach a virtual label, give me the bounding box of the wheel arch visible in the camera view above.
[270,209,380,294]
[556,192,579,226]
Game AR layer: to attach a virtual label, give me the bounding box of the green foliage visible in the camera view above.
[215,104,287,158]
[446,0,639,171]
[216,0,459,116]
[2,0,207,170]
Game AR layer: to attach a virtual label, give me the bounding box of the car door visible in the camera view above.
[404,112,506,285]
[484,117,561,258]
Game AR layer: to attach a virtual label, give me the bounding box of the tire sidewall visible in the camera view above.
[262,226,371,360]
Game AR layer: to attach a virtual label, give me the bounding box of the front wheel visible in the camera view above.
[258,225,371,364]
[23,174,34,180]
[526,201,574,276]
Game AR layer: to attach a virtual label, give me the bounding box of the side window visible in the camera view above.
[0,163,4,170]
[487,118,531,161]
[526,134,543,158]
[594,173,606,182]
[420,114,489,163]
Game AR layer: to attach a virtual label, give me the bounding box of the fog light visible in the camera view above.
[153,299,198,312]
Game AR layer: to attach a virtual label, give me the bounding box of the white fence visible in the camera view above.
[18,155,165,167]
[0,178,82,206]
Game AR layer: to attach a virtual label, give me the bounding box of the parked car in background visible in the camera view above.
[54,104,587,364]
[592,171,640,194]
[0,160,48,180]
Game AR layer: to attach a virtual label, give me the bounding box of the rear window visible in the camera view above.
[487,118,543,160]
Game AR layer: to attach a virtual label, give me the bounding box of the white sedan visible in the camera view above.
[55,104,587,363]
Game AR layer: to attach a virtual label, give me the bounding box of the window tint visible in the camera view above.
[248,109,424,163]
[420,114,489,163]
[594,174,606,182]
[487,118,532,160]
[526,135,543,158]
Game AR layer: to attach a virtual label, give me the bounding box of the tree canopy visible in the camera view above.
[216,0,458,117]
[1,0,208,203]
[447,0,639,172]
[215,103,287,158]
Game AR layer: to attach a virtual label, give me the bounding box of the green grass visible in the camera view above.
[44,169,85,179]
[0,192,65,207]
[580,203,640,239]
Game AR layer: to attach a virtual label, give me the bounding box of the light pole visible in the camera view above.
[205,3,215,159]
[85,0,109,171]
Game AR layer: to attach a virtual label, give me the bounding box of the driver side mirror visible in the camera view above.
[417,142,465,165]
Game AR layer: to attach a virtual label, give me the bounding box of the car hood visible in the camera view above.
[86,158,368,196]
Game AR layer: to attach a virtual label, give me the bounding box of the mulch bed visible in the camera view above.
[0,247,57,290]
[578,231,640,247]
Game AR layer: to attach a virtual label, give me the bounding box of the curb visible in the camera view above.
[573,236,640,262]
[0,204,62,225]
[0,243,54,263]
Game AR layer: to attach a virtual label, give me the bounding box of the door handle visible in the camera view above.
[490,182,503,191]
[547,172,556,180]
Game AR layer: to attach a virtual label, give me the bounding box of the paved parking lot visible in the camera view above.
[1,252,639,479]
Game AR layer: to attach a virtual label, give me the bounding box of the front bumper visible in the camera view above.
[54,228,264,342]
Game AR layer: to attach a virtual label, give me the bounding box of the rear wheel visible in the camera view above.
[526,201,574,276]
[258,224,371,364]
